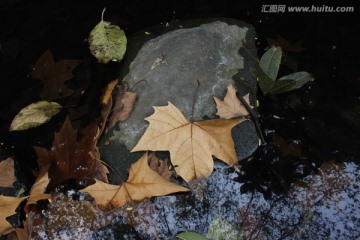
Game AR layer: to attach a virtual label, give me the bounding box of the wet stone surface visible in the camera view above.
[100,19,258,183]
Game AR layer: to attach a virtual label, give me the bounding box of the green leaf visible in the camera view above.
[176,232,209,240]
[258,46,282,93]
[268,79,297,94]
[89,8,127,64]
[278,71,313,90]
[9,101,62,131]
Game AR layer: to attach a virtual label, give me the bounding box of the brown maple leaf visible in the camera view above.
[214,84,253,119]
[266,36,305,52]
[81,152,188,210]
[0,158,16,188]
[32,49,81,100]
[0,195,27,234]
[46,117,107,188]
[106,82,137,132]
[132,102,245,182]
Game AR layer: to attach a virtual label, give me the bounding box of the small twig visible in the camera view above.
[236,92,266,145]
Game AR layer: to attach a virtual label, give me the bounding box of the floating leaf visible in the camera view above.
[81,153,188,210]
[47,117,108,188]
[9,101,62,131]
[132,102,245,182]
[258,46,282,94]
[89,8,127,64]
[0,195,27,234]
[214,84,253,119]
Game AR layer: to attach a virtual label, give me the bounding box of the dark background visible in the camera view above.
[0,0,359,188]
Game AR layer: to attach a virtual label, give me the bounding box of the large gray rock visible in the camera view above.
[100,19,258,183]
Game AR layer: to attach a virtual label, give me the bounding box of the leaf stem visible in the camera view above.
[236,92,266,145]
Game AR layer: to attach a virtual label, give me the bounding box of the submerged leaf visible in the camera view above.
[9,101,62,131]
[32,49,81,100]
[89,8,127,64]
[132,102,245,182]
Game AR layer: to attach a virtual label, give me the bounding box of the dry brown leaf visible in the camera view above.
[148,152,172,180]
[214,84,253,119]
[0,158,16,187]
[32,49,81,100]
[6,220,29,240]
[132,102,245,182]
[266,36,305,52]
[0,195,27,234]
[106,83,137,132]
[81,153,188,210]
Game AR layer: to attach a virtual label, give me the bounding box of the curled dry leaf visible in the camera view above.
[81,152,188,210]
[32,49,81,100]
[0,158,16,187]
[106,83,137,132]
[9,101,62,131]
[89,8,127,64]
[132,102,245,182]
[0,195,27,234]
[214,84,253,119]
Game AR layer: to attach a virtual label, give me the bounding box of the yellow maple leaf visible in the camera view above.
[0,195,27,234]
[132,102,245,182]
[214,84,253,119]
[81,153,188,210]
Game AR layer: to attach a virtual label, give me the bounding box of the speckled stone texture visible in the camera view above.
[100,18,258,183]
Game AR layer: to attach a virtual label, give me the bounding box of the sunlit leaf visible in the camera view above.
[9,101,62,131]
[132,102,245,182]
[89,8,127,64]
[81,153,188,210]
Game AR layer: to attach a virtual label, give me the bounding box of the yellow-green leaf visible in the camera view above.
[10,101,62,131]
[88,8,127,64]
